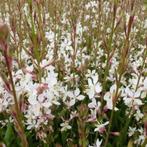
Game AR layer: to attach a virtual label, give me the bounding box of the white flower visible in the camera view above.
[61,87,73,107]
[74,88,85,101]
[64,88,85,107]
[134,109,143,121]
[89,139,102,147]
[86,74,101,99]
[128,127,136,137]
[88,98,101,110]
[134,128,145,145]
[44,66,58,88]
[0,90,13,112]
[28,92,38,105]
[60,121,71,132]
[95,139,102,147]
[123,87,142,108]
[104,85,118,110]
[87,109,97,122]
[32,104,42,117]
[135,134,145,145]
[94,121,109,133]
[45,31,54,42]
[104,92,113,110]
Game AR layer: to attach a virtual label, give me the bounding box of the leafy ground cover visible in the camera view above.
[0,0,147,147]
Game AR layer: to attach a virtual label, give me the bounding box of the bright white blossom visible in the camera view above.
[89,139,102,147]
[94,121,109,133]
[123,87,143,108]
[104,85,118,110]
[60,121,72,132]
[86,74,102,99]
[128,127,136,137]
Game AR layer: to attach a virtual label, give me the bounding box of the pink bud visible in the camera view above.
[110,132,120,136]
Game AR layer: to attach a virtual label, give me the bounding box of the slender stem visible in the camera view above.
[103,73,122,147]
[4,49,28,147]
[104,106,115,147]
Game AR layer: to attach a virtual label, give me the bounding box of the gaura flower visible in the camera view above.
[86,74,102,99]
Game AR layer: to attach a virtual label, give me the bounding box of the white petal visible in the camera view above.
[52,100,60,105]
[28,94,38,105]
[42,101,52,108]
[88,99,96,108]
[38,94,44,103]
[88,78,93,87]
[141,91,146,98]
[96,139,102,147]
[143,78,147,89]
[110,84,116,93]
[69,99,75,106]
[134,99,143,106]
[77,95,85,101]
[106,99,113,110]
[123,97,132,106]
[125,87,133,97]
[74,88,80,96]
[92,75,98,84]
[66,125,72,129]
[94,128,99,132]
[33,105,41,116]
[87,88,95,99]
[95,84,102,93]
[104,92,110,100]
[134,91,140,98]
[67,91,74,98]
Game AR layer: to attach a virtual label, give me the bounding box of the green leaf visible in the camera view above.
[4,123,15,147]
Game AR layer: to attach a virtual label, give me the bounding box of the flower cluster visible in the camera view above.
[0,0,147,146]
